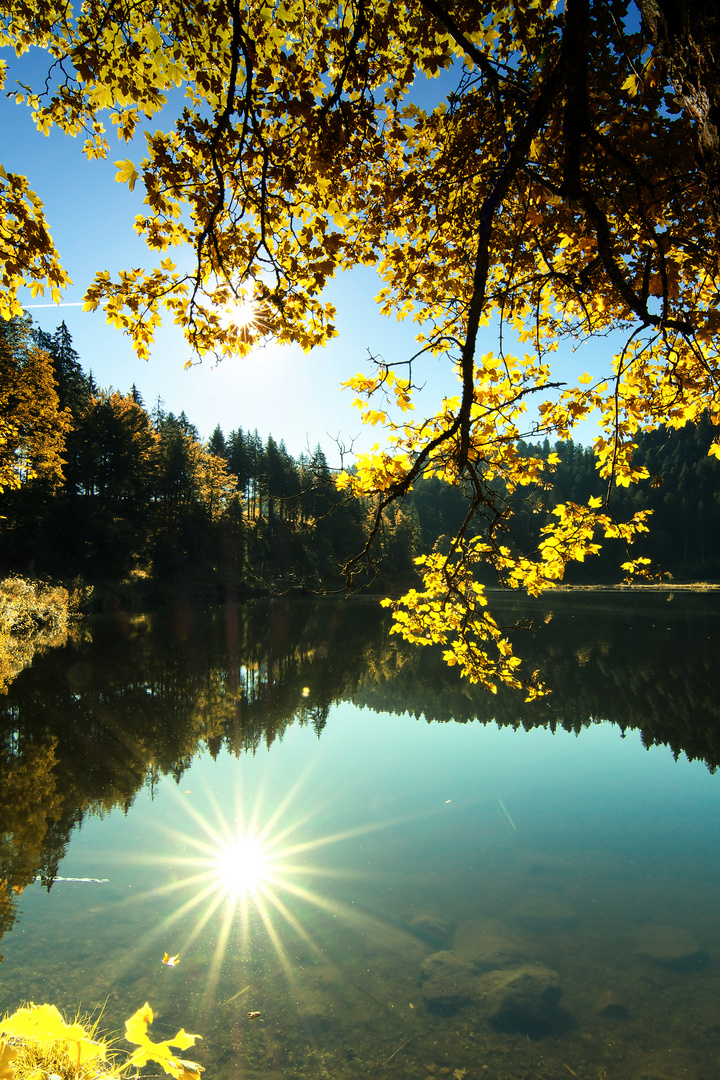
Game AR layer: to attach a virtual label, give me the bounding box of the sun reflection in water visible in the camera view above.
[123,768,427,1013]
[213,832,271,897]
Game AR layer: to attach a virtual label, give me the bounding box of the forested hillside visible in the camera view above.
[1,315,719,600]
[0,316,420,600]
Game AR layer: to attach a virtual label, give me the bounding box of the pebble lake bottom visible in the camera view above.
[1,595,719,1080]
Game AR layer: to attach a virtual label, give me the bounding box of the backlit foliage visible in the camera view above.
[0,318,70,491]
[2,0,720,692]
[0,576,76,695]
[0,1003,201,1080]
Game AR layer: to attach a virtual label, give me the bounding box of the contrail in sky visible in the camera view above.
[24,302,85,308]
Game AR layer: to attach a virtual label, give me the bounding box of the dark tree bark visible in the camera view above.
[638,0,720,242]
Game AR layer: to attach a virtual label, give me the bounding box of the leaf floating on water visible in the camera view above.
[248,1012,262,1021]
[453,1070,467,1080]
[163,953,180,967]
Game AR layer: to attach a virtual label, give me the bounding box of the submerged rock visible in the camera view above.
[478,965,566,1036]
[636,924,709,972]
[409,911,456,949]
[454,919,526,971]
[595,989,630,1020]
[420,950,480,1015]
[420,952,569,1036]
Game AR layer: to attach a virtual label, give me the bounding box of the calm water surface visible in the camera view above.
[1,593,720,1080]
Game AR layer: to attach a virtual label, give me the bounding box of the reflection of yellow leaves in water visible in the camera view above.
[0,577,77,695]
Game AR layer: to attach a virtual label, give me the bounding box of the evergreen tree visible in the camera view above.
[49,322,88,416]
[208,425,228,459]
[227,428,251,501]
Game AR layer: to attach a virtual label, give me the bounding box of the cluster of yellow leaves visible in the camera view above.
[0,576,73,693]
[0,1004,106,1078]
[379,492,651,694]
[0,316,71,492]
[0,166,70,320]
[381,547,546,700]
[0,1003,202,1080]
[3,0,720,688]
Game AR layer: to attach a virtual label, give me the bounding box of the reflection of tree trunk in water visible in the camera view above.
[700,508,705,566]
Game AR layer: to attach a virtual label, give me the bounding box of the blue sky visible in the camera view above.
[2,49,607,463]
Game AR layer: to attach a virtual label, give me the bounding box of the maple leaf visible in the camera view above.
[125,1003,202,1079]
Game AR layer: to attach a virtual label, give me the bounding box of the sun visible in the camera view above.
[217,288,267,342]
[212,832,272,896]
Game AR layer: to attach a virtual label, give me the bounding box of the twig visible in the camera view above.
[382,1028,416,1062]
[222,985,250,1006]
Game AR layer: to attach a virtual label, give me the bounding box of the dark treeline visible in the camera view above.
[2,315,719,596]
[0,317,421,599]
[510,418,720,581]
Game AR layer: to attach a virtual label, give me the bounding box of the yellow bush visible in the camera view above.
[0,576,86,695]
[0,1002,202,1080]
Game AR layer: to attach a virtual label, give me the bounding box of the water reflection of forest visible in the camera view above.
[2,592,719,952]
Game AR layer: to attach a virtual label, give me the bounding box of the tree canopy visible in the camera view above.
[2,0,720,693]
[0,316,70,491]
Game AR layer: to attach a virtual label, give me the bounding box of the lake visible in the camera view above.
[1,591,720,1080]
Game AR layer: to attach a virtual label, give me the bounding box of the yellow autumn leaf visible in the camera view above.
[622,73,641,96]
[1,1004,81,1045]
[115,159,139,191]
[125,1003,201,1078]
[125,1002,154,1045]
[0,1040,18,1080]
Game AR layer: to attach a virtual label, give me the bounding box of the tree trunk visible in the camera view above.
[638,0,720,245]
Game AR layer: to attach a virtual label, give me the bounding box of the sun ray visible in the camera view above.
[216,284,268,344]
[110,763,451,1017]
